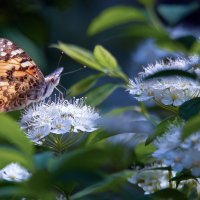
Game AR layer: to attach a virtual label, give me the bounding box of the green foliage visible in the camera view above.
[179,98,200,120]
[94,45,118,69]
[152,188,187,200]
[134,143,155,163]
[87,6,146,36]
[0,114,33,170]
[53,42,128,82]
[145,116,180,145]
[68,73,103,97]
[0,147,32,170]
[86,2,200,56]
[181,114,200,140]
[144,69,197,81]
[71,170,134,199]
[85,83,120,106]
[53,42,128,107]
[138,0,155,7]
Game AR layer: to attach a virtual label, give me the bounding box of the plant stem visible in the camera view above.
[140,102,158,126]
[154,99,178,114]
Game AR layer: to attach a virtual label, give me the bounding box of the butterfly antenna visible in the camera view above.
[61,66,86,76]
[58,84,67,94]
[57,51,64,68]
[55,87,64,99]
[58,84,71,97]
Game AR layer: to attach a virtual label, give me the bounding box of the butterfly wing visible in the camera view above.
[0,38,46,112]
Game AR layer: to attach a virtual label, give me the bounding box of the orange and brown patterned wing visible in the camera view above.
[0,38,45,112]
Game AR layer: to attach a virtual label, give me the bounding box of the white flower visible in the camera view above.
[128,56,200,106]
[64,99,100,132]
[164,150,185,172]
[26,125,51,143]
[128,79,154,101]
[153,123,200,174]
[140,56,200,78]
[153,125,181,160]
[51,118,71,134]
[181,133,200,151]
[128,165,200,195]
[20,98,100,144]
[128,168,171,194]
[182,150,200,176]
[56,194,67,200]
[0,163,31,182]
[21,102,53,129]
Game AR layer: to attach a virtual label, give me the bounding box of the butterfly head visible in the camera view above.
[43,67,63,99]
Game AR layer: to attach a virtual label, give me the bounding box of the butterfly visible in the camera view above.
[0,38,63,112]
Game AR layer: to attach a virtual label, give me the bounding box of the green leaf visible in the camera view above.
[49,144,135,175]
[145,116,180,145]
[52,42,103,72]
[84,129,111,145]
[53,42,128,81]
[0,114,33,156]
[84,129,133,145]
[49,148,110,172]
[85,83,120,106]
[179,97,200,120]
[105,106,142,117]
[34,152,54,170]
[135,143,155,163]
[23,170,56,200]
[0,147,33,170]
[125,24,167,39]
[68,73,103,96]
[88,6,146,36]
[170,169,194,182]
[181,114,200,140]
[71,171,134,200]
[124,25,189,53]
[94,45,118,69]
[152,188,187,200]
[138,0,155,7]
[144,69,197,81]
[0,186,21,197]
[191,40,200,55]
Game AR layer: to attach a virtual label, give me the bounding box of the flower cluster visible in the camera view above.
[153,123,200,176]
[20,98,100,144]
[128,56,200,106]
[128,168,172,194]
[128,166,200,194]
[0,163,30,182]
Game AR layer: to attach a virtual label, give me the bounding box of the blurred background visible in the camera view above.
[0,0,200,110]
